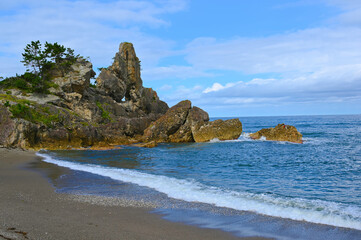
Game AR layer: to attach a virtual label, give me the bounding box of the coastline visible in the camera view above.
[0,148,268,240]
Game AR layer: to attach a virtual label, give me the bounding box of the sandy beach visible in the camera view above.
[0,148,268,240]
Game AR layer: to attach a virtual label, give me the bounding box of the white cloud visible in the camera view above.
[201,64,361,104]
[0,0,187,77]
[185,27,361,75]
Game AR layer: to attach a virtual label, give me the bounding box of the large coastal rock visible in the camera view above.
[192,119,243,142]
[143,100,242,143]
[143,100,192,142]
[250,123,303,143]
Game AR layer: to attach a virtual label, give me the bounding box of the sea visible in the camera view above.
[34,114,361,240]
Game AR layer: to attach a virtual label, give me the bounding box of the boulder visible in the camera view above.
[192,119,243,142]
[143,100,191,142]
[249,123,303,143]
[169,106,209,142]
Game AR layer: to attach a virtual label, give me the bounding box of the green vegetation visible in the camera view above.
[8,102,62,128]
[0,94,34,105]
[0,94,62,128]
[0,72,58,93]
[96,101,112,122]
[0,40,81,94]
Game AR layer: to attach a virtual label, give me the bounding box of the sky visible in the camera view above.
[1,0,361,117]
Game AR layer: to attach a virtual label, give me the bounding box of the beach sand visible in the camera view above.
[0,148,269,240]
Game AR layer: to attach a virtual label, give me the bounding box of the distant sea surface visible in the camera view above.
[36,115,361,240]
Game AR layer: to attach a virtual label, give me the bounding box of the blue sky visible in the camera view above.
[1,0,361,116]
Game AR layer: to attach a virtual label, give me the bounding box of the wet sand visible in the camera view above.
[0,148,269,240]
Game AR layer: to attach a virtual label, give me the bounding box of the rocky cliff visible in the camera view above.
[0,42,243,150]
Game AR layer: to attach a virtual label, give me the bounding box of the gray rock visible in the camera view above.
[51,59,95,95]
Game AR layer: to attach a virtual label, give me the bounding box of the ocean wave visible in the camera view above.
[37,152,361,230]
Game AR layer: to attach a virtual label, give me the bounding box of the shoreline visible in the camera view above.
[0,148,267,240]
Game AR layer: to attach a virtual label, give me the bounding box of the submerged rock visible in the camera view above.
[250,123,303,143]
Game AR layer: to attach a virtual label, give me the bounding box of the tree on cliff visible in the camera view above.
[20,41,79,93]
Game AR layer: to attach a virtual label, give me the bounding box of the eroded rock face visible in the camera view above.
[143,100,242,143]
[250,123,303,143]
[0,105,15,147]
[169,106,209,142]
[192,119,243,142]
[143,100,192,142]
[96,42,142,102]
[96,42,168,116]
[52,59,96,95]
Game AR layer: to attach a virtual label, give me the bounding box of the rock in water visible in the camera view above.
[249,123,303,143]
[143,100,242,143]
[192,119,243,142]
[143,100,192,142]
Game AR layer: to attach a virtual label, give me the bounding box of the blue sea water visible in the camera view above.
[36,115,361,239]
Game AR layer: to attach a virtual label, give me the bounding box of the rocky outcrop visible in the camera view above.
[192,119,243,142]
[96,42,168,115]
[250,123,303,143]
[51,59,96,95]
[97,42,142,103]
[143,100,242,143]
[0,42,169,150]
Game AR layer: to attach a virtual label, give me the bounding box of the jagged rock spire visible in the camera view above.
[96,42,143,103]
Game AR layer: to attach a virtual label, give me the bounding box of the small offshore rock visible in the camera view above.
[192,119,243,142]
[250,123,303,143]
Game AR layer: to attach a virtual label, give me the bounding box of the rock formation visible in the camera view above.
[143,100,243,143]
[249,123,303,143]
[0,43,169,149]
[0,42,244,150]
[96,42,167,115]
[51,58,96,95]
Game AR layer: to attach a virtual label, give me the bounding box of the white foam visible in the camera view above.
[37,152,361,230]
